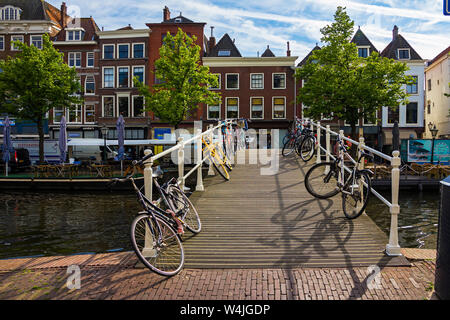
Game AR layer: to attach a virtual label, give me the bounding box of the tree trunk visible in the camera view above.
[37,117,45,164]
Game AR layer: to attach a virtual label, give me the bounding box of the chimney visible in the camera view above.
[393,25,399,40]
[163,6,171,22]
[208,26,216,53]
[60,2,67,29]
[287,41,291,57]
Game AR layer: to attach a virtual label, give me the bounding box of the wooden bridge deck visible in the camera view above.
[183,150,410,269]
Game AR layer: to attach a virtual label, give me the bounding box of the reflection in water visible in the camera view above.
[366,190,440,249]
[0,192,140,259]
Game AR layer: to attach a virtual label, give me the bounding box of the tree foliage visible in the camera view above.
[135,28,221,128]
[0,34,82,162]
[295,7,413,138]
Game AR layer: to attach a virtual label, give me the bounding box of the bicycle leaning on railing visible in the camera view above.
[304,134,375,219]
[282,119,317,162]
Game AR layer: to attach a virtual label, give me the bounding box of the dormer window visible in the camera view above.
[398,49,410,60]
[357,47,369,58]
[67,30,85,41]
[175,18,182,23]
[218,50,231,57]
[0,6,22,21]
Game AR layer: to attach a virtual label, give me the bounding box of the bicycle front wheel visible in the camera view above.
[131,214,184,276]
[211,155,230,181]
[304,162,340,199]
[299,136,316,162]
[167,185,202,234]
[342,171,371,220]
[282,138,296,157]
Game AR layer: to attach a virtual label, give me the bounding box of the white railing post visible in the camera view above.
[177,137,185,190]
[326,125,331,163]
[196,127,204,192]
[316,121,321,164]
[386,150,402,256]
[142,149,156,258]
[208,125,215,176]
[338,130,345,185]
[358,136,366,215]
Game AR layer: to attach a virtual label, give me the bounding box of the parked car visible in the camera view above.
[0,148,31,173]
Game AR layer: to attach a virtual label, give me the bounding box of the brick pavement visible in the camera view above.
[0,252,436,300]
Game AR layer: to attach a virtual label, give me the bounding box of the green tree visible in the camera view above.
[0,34,82,163]
[296,7,412,140]
[135,28,221,129]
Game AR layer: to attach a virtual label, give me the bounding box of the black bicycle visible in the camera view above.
[304,135,374,219]
[282,125,316,162]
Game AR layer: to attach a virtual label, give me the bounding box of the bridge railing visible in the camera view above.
[141,120,234,201]
[307,119,402,257]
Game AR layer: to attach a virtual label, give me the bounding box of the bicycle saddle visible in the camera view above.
[152,166,164,178]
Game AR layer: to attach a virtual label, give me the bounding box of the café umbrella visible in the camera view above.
[2,117,13,177]
[115,115,125,176]
[59,116,68,164]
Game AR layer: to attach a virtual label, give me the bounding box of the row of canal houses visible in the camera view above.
[0,0,434,153]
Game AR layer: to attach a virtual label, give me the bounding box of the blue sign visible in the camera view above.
[408,139,450,164]
[154,128,172,140]
[0,119,15,126]
[445,0,450,15]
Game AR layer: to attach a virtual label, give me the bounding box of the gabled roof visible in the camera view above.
[0,0,47,20]
[297,45,321,67]
[351,27,378,53]
[162,14,194,24]
[381,33,422,60]
[261,45,275,57]
[117,25,134,31]
[427,46,450,67]
[207,33,242,57]
[53,17,100,42]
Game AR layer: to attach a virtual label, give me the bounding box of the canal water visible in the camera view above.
[0,189,441,259]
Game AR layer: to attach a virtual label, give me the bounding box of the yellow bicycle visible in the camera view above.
[202,135,232,181]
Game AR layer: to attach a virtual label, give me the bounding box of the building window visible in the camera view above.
[427,103,431,114]
[68,105,82,123]
[226,98,239,119]
[103,67,114,88]
[207,105,220,120]
[427,79,432,91]
[133,96,144,117]
[250,74,264,89]
[1,6,22,21]
[133,66,144,85]
[87,52,94,67]
[53,107,65,123]
[67,30,84,41]
[103,96,115,117]
[358,47,369,58]
[118,67,129,88]
[387,107,399,124]
[218,50,231,57]
[118,96,129,118]
[273,73,286,89]
[118,44,129,59]
[133,43,144,58]
[31,35,42,49]
[363,111,378,125]
[406,102,418,124]
[406,76,418,94]
[85,76,95,95]
[251,97,264,119]
[85,105,95,123]
[11,35,23,51]
[103,45,114,59]
[226,74,239,90]
[273,97,286,119]
[398,49,410,60]
[68,52,81,68]
[210,74,221,90]
[0,36,4,50]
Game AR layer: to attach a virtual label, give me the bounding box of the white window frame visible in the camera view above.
[102,96,115,117]
[363,110,378,126]
[132,43,145,59]
[250,73,264,90]
[209,73,221,90]
[398,48,411,60]
[84,105,96,124]
[67,104,83,124]
[53,107,65,124]
[225,73,239,90]
[117,43,130,59]
[68,52,82,68]
[102,44,115,59]
[225,97,239,119]
[117,66,130,88]
[272,96,286,120]
[1,6,22,21]
[132,65,145,87]
[250,97,264,120]
[117,94,130,118]
[132,95,145,118]
[102,67,115,88]
[0,35,4,51]
[406,75,418,95]
[86,52,95,68]
[84,76,95,96]
[321,112,334,121]
[10,35,23,51]
[66,30,84,41]
[405,102,419,125]
[357,46,370,58]
[30,35,42,49]
[272,73,286,89]
[207,103,221,120]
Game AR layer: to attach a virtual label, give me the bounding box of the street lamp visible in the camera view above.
[101,125,109,164]
[428,122,439,164]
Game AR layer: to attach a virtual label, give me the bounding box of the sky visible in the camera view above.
[48,0,450,63]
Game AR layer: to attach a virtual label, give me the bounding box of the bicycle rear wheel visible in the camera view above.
[304,162,340,199]
[299,136,316,162]
[167,185,201,234]
[131,214,184,276]
[282,138,296,157]
[342,171,371,220]
[211,154,230,181]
